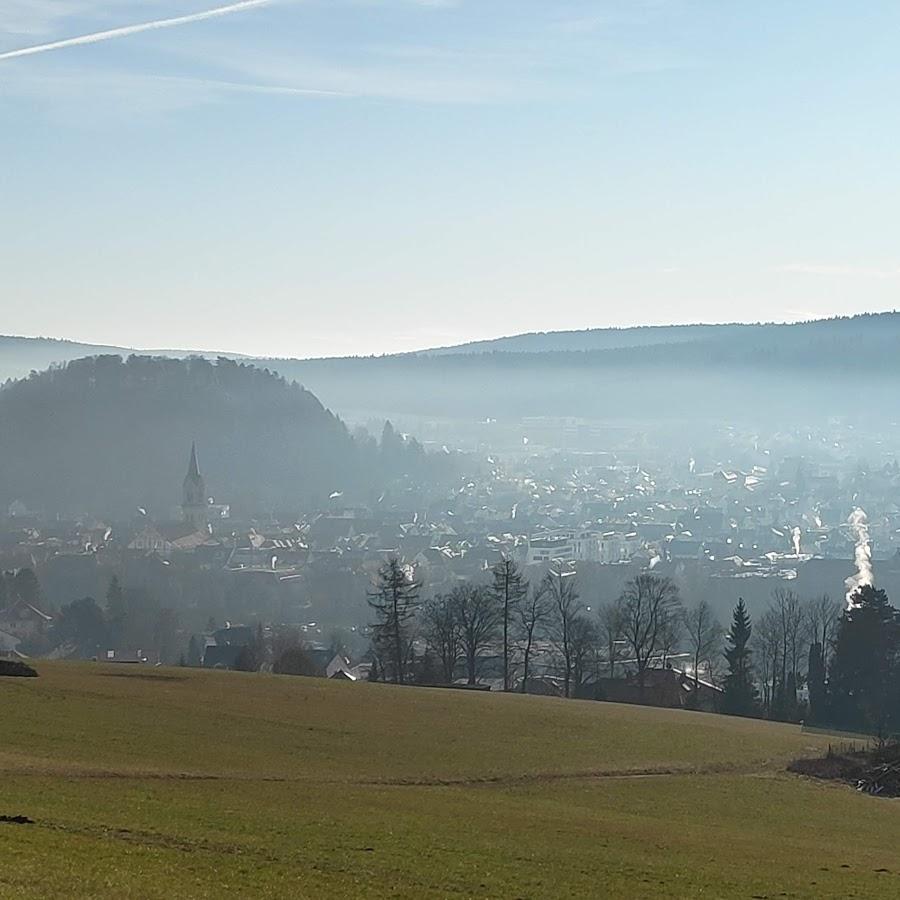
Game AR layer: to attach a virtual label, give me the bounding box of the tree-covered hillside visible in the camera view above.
[0,355,437,517]
[253,312,900,423]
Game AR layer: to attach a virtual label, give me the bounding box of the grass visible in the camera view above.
[1,663,899,898]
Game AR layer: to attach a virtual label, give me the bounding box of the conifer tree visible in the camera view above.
[723,598,756,716]
[830,585,900,736]
[367,558,421,684]
[807,641,826,724]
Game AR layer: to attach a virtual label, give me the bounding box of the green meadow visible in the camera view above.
[0,663,897,898]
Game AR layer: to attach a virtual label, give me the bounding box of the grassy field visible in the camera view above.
[0,664,898,898]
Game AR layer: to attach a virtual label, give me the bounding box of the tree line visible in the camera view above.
[367,557,722,699]
[723,584,900,736]
[369,557,900,735]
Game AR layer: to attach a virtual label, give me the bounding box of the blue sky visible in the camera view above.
[2,1,899,357]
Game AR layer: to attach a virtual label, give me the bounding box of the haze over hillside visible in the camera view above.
[422,323,753,355]
[251,312,900,425]
[0,355,443,518]
[4,313,900,427]
[0,335,248,384]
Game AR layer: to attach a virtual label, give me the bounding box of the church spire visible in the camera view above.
[188,441,201,481]
[182,441,207,530]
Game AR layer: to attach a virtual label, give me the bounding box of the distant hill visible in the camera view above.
[416,313,900,357]
[0,335,248,384]
[0,355,435,518]
[421,322,752,355]
[0,336,133,382]
[251,312,900,423]
[4,312,900,429]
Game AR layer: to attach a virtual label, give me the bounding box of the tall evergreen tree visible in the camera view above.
[807,641,826,724]
[829,585,900,736]
[491,556,528,691]
[54,596,108,658]
[367,558,421,685]
[723,599,757,716]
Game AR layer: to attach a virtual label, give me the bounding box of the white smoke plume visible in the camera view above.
[844,507,873,608]
[791,526,801,556]
[0,0,274,62]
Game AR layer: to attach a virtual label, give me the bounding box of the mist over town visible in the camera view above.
[6,1,900,897]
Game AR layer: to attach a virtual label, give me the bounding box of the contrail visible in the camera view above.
[0,0,275,62]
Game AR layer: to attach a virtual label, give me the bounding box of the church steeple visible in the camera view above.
[188,441,201,481]
[182,442,208,530]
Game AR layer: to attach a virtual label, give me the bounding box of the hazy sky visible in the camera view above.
[3,1,900,358]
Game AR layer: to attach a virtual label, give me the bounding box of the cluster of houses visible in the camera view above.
[8,427,900,713]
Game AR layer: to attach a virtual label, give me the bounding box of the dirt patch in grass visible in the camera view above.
[99,672,188,682]
[359,760,759,787]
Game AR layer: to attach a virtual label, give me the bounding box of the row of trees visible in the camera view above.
[370,556,900,737]
[720,585,900,736]
[367,557,723,697]
[718,591,844,722]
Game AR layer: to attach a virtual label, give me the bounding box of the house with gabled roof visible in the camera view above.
[0,598,52,642]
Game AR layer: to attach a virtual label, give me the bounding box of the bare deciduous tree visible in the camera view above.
[451,583,500,685]
[805,593,841,663]
[683,599,723,689]
[420,593,461,683]
[545,565,583,698]
[658,606,684,668]
[569,615,600,693]
[770,587,805,718]
[753,606,781,717]
[620,574,682,694]
[597,597,626,678]
[516,580,553,693]
[804,593,841,722]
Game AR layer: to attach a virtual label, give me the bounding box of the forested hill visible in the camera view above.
[421,323,751,355]
[418,312,900,356]
[0,335,246,384]
[0,336,132,382]
[0,356,437,518]
[251,312,900,423]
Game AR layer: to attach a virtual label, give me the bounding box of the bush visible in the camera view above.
[273,645,318,676]
[0,660,38,677]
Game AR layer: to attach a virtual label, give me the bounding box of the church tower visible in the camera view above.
[182,442,208,531]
